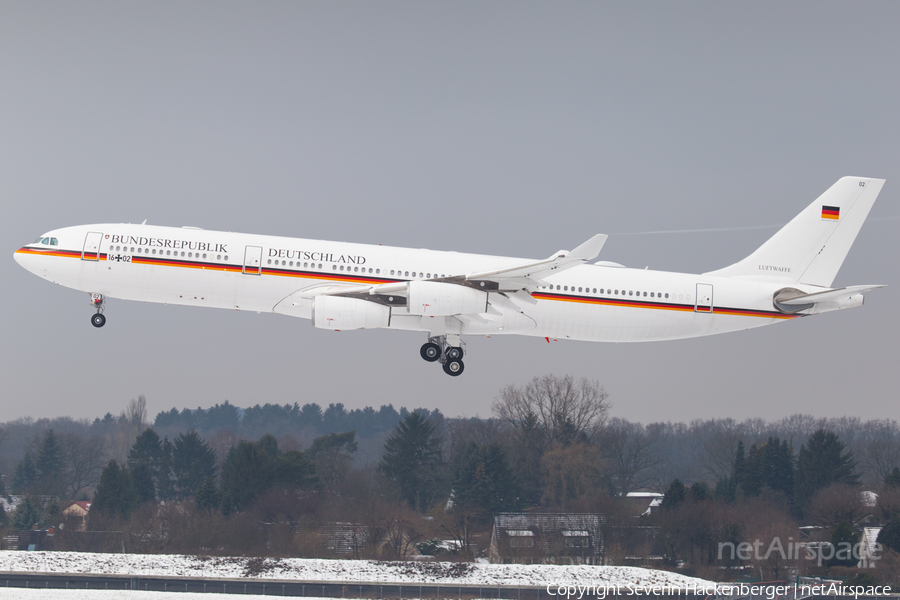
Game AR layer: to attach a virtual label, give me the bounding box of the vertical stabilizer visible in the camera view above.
[704,177,884,287]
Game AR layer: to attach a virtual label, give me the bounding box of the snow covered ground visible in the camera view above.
[0,551,712,589]
[0,590,276,600]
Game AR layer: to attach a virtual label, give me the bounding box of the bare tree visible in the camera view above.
[540,442,603,510]
[808,484,869,528]
[857,419,900,487]
[598,418,660,495]
[60,433,108,498]
[493,375,610,448]
[697,418,743,483]
[109,396,149,462]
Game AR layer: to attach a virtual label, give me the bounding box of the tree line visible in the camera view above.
[1,376,900,584]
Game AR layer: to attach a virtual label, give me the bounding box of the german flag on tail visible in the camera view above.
[821,205,840,220]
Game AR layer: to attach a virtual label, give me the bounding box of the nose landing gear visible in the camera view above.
[419,335,465,376]
[90,293,106,328]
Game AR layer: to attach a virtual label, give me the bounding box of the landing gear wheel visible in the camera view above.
[443,359,464,377]
[91,313,106,328]
[445,346,463,361]
[420,342,441,362]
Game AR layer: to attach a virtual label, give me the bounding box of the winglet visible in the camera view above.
[566,234,608,261]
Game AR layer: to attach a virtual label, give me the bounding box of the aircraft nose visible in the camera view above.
[13,247,30,269]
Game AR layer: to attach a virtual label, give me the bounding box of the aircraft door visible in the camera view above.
[695,283,713,313]
[243,245,263,275]
[81,232,103,261]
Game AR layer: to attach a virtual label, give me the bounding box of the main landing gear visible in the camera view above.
[90,293,106,328]
[420,335,465,377]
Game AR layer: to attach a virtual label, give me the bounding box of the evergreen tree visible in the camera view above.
[716,442,746,502]
[307,431,357,488]
[743,444,763,496]
[220,440,275,512]
[12,453,37,494]
[795,430,860,513]
[884,467,900,490]
[826,520,859,568]
[689,481,711,503]
[195,476,220,512]
[452,441,520,522]
[36,430,64,483]
[131,463,156,504]
[11,496,42,530]
[256,433,279,458]
[661,479,687,510]
[762,437,795,497]
[128,428,166,496]
[90,460,138,523]
[378,412,445,512]
[878,514,900,553]
[171,430,217,499]
[158,437,175,500]
[273,450,317,489]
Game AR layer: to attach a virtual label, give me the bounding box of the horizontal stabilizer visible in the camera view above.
[776,285,885,305]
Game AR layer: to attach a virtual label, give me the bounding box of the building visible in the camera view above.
[61,501,92,531]
[489,513,604,565]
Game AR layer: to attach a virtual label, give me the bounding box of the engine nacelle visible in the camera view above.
[407,281,488,316]
[311,295,390,330]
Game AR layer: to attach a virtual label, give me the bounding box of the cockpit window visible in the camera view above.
[32,236,58,245]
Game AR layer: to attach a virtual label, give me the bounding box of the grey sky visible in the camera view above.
[2,2,898,425]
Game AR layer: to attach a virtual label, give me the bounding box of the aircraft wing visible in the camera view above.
[465,233,608,287]
[310,234,608,299]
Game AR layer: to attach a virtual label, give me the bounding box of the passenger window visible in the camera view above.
[376,269,380,274]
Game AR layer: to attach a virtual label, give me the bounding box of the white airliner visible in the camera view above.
[14,176,885,376]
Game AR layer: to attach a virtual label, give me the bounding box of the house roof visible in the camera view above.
[493,513,605,555]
